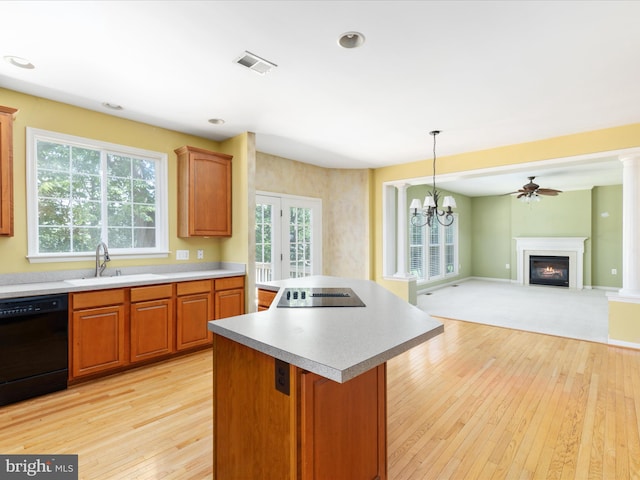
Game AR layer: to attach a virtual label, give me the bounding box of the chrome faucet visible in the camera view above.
[95,242,111,277]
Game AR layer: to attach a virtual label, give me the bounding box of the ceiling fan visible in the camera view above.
[508,176,562,199]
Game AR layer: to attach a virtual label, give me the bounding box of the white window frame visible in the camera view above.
[410,215,458,282]
[26,127,169,263]
[256,192,322,281]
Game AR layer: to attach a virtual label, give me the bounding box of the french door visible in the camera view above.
[255,193,322,282]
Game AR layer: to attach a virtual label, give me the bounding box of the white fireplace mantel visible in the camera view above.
[514,237,587,289]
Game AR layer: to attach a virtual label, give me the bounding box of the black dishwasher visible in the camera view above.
[0,294,68,406]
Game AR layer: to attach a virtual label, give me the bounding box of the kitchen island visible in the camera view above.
[208,276,443,479]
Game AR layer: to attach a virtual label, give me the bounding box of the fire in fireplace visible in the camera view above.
[529,255,569,287]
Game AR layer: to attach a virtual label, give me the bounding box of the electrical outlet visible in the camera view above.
[274,359,290,395]
[505,263,510,270]
[197,249,204,259]
[611,268,617,275]
[176,249,189,260]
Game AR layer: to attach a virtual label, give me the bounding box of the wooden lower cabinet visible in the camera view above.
[212,334,387,480]
[214,276,245,319]
[257,288,277,311]
[130,284,174,362]
[69,276,246,382]
[70,289,127,379]
[176,280,214,350]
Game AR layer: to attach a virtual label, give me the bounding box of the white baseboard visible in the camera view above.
[608,338,640,350]
[417,276,621,296]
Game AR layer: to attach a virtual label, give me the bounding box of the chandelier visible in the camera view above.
[409,130,456,227]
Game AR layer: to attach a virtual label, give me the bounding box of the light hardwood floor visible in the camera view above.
[1,319,639,479]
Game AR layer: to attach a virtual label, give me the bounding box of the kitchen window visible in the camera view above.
[26,128,168,262]
[409,216,458,282]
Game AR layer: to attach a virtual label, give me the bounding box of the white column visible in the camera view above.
[394,184,410,277]
[619,155,640,297]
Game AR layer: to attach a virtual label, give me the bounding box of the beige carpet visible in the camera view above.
[418,279,609,344]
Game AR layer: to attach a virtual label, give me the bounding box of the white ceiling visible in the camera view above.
[1,1,638,196]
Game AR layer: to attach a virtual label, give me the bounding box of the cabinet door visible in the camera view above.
[130,298,174,362]
[215,288,245,319]
[257,288,277,311]
[176,146,232,237]
[71,304,127,379]
[176,292,213,350]
[0,106,17,236]
[300,364,387,480]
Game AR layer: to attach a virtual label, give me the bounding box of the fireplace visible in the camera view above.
[529,255,569,287]
[514,237,587,289]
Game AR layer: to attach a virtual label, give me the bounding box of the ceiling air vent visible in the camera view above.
[235,51,277,75]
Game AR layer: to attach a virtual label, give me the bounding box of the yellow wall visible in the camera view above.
[0,88,246,274]
[219,132,252,266]
[609,300,640,344]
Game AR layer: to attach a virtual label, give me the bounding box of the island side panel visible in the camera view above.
[213,334,298,479]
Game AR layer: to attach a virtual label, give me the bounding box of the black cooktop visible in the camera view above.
[276,287,366,308]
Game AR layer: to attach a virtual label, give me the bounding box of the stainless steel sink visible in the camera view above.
[65,273,166,286]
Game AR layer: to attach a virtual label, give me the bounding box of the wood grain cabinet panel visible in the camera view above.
[214,276,245,320]
[0,106,18,236]
[69,277,245,382]
[257,288,277,311]
[175,145,232,237]
[300,365,387,480]
[71,303,127,379]
[176,280,213,350]
[130,284,174,362]
[213,335,297,480]
[212,335,387,480]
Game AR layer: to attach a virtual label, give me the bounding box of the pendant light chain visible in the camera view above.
[409,129,456,228]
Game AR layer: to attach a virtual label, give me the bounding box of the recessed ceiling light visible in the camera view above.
[4,55,35,69]
[208,118,225,125]
[338,32,365,49]
[102,102,123,110]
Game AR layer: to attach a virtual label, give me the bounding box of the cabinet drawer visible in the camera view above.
[130,284,172,302]
[215,276,244,291]
[176,279,213,296]
[71,289,126,309]
[257,288,277,308]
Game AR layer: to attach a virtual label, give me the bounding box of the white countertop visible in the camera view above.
[0,266,245,299]
[208,276,443,383]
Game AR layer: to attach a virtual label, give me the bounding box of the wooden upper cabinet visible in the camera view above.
[0,106,17,236]
[175,145,232,237]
